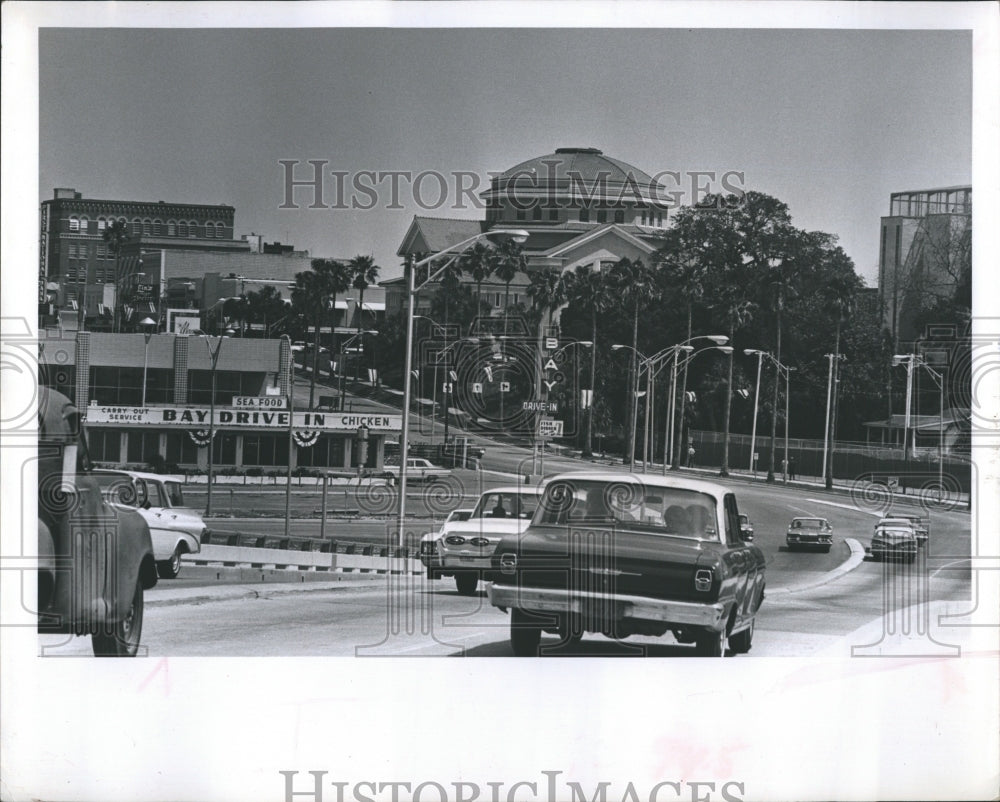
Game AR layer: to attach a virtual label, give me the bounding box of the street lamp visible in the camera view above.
[611,344,649,472]
[398,228,529,547]
[667,336,729,469]
[745,349,794,483]
[138,316,156,407]
[823,352,846,490]
[782,364,797,483]
[893,354,946,496]
[203,327,235,517]
[338,329,379,410]
[744,349,767,475]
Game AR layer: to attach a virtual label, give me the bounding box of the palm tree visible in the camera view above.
[458,241,495,323]
[567,264,610,458]
[492,239,526,336]
[609,257,655,465]
[348,255,381,383]
[103,219,130,332]
[246,286,288,337]
[293,259,351,409]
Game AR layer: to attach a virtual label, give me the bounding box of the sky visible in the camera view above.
[37,26,972,287]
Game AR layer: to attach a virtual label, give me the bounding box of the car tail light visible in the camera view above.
[469,537,490,547]
[445,535,466,546]
[499,552,517,574]
[694,569,713,592]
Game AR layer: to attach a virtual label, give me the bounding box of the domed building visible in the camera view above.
[391,147,668,317]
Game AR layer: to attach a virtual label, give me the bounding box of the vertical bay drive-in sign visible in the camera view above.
[85,405,401,431]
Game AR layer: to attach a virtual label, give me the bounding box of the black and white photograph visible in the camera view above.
[2,2,998,801]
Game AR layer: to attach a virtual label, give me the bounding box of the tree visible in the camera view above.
[609,257,655,465]
[566,264,611,458]
[103,219,130,333]
[222,295,250,336]
[492,239,526,336]
[246,285,289,337]
[716,296,755,475]
[348,255,381,382]
[458,242,496,317]
[292,259,351,409]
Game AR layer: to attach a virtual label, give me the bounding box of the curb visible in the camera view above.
[148,568,389,607]
[767,538,867,596]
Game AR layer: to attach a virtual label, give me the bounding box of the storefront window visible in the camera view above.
[127,430,162,464]
[165,431,199,465]
[242,433,290,466]
[297,434,346,468]
[211,432,238,465]
[88,430,121,463]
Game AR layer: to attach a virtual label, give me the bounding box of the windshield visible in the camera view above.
[471,491,540,520]
[165,482,185,507]
[535,479,719,539]
[93,473,138,506]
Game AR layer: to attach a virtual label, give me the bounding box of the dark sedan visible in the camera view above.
[486,472,765,657]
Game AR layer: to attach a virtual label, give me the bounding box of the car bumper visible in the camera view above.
[871,543,917,557]
[786,535,832,546]
[440,554,494,571]
[486,583,730,632]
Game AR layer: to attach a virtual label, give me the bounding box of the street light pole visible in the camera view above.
[397,229,528,547]
[284,334,294,539]
[139,317,156,407]
[204,329,233,517]
[783,365,796,483]
[822,353,834,487]
[746,349,765,475]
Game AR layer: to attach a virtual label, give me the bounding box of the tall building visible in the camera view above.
[388,147,672,318]
[877,185,971,344]
[39,187,245,325]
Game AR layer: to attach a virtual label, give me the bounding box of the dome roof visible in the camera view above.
[487,147,661,204]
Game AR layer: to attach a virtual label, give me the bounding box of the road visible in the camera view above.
[42,380,971,657]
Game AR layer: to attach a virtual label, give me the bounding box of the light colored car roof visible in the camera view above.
[478,485,545,496]
[543,471,730,498]
[92,469,184,483]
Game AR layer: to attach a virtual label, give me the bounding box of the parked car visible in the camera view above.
[419,508,474,576]
[436,486,545,595]
[487,473,765,656]
[785,517,834,552]
[870,519,918,563]
[92,469,206,578]
[738,513,754,542]
[382,457,452,483]
[885,511,929,546]
[37,389,158,656]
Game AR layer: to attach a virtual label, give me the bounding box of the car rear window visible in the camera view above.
[535,479,718,539]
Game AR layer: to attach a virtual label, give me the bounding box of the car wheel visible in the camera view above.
[823,545,832,554]
[92,578,144,657]
[694,628,727,657]
[455,572,478,596]
[729,619,754,654]
[157,547,183,579]
[510,608,542,657]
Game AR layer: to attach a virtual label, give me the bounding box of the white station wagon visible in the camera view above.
[93,470,206,578]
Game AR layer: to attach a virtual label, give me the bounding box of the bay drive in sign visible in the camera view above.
[85,406,401,432]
